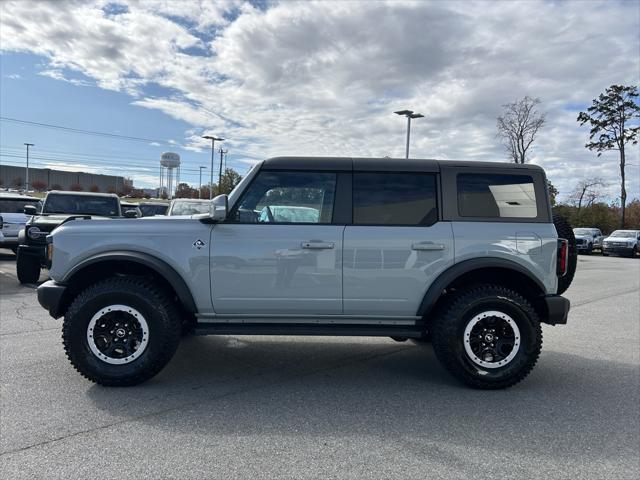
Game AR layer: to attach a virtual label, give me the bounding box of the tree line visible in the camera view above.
[496,84,639,230]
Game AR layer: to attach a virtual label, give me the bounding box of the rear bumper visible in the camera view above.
[37,280,67,318]
[543,295,570,325]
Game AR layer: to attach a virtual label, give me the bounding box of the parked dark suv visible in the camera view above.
[17,191,122,283]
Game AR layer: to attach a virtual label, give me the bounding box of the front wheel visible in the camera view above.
[62,277,181,386]
[431,285,542,389]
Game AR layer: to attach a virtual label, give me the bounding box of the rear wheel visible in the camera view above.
[431,285,542,389]
[62,277,181,386]
[553,214,577,294]
[16,251,41,284]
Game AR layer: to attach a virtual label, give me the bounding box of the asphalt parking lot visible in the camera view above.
[0,251,638,479]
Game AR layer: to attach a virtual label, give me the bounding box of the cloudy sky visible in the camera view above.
[1,0,638,200]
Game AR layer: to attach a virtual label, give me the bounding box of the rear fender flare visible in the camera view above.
[417,258,547,317]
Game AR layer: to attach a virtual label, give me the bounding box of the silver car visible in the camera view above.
[0,194,41,253]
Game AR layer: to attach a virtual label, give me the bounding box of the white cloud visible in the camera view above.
[0,0,638,199]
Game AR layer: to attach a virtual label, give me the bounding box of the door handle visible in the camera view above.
[301,241,335,249]
[412,242,445,251]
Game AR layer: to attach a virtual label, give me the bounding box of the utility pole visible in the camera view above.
[202,135,223,199]
[218,148,228,193]
[24,143,34,192]
[394,110,424,159]
[198,166,207,199]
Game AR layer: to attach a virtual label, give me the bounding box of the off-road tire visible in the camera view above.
[62,277,181,386]
[16,251,40,284]
[553,214,577,295]
[431,285,542,389]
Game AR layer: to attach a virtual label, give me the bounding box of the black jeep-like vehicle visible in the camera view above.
[16,191,122,284]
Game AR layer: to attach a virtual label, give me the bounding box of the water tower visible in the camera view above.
[159,152,181,199]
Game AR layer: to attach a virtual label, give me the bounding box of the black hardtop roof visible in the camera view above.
[261,156,545,173]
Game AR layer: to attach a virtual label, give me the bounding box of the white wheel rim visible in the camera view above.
[86,304,149,365]
[463,310,521,369]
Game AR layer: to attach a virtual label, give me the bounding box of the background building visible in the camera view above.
[0,165,132,193]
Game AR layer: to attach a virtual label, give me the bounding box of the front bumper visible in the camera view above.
[603,245,634,255]
[37,280,67,318]
[0,236,18,247]
[543,295,570,325]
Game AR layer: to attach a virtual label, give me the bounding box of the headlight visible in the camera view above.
[27,226,44,240]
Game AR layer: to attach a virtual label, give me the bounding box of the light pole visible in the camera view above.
[24,143,34,191]
[198,166,207,199]
[218,148,228,192]
[394,110,423,159]
[202,135,224,199]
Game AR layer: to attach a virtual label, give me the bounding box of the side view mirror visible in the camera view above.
[24,205,37,216]
[123,209,139,218]
[210,194,228,222]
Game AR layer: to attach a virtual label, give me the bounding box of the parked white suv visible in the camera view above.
[602,230,640,257]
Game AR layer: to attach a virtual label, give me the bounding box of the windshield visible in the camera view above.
[43,194,120,216]
[609,231,636,238]
[139,204,168,216]
[573,229,593,235]
[0,199,41,213]
[169,201,210,216]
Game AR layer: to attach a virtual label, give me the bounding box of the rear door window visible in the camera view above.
[353,173,438,225]
[457,174,537,218]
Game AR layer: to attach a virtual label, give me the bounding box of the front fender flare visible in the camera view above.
[62,250,197,313]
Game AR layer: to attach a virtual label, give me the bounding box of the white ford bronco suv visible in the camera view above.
[37,157,575,389]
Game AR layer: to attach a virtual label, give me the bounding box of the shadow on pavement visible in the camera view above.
[85,335,638,462]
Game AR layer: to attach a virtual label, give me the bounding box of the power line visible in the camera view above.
[0,116,169,145]
[0,148,251,175]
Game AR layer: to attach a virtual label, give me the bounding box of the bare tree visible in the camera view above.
[569,177,606,217]
[577,85,639,228]
[496,96,546,164]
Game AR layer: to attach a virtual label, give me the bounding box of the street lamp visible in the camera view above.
[394,110,423,159]
[198,166,207,199]
[202,135,224,199]
[24,143,34,192]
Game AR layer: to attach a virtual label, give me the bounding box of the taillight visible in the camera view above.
[557,239,568,277]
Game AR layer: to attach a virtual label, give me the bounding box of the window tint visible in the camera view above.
[43,195,120,216]
[0,199,41,213]
[457,174,537,218]
[353,173,437,225]
[233,171,336,224]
